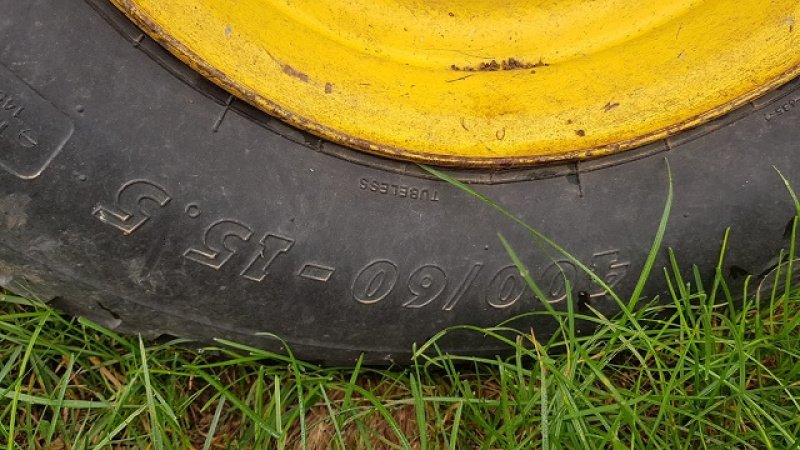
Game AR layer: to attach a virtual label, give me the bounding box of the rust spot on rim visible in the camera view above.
[282,64,309,83]
[450,58,548,72]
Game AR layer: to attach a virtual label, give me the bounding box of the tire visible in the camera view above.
[0,0,798,364]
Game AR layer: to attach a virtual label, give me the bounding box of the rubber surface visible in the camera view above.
[0,0,799,364]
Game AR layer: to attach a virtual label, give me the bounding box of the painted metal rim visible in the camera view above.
[111,0,800,167]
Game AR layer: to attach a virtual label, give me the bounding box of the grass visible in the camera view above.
[1,167,800,448]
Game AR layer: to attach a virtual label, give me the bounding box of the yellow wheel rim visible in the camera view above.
[112,0,800,167]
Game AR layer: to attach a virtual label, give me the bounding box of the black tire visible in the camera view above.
[1,0,798,364]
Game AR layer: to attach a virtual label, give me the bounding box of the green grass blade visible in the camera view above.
[6,309,50,450]
[202,396,227,450]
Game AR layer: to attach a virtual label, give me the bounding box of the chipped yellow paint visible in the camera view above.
[112,0,800,167]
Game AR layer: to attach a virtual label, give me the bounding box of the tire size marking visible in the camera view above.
[93,178,327,284]
[351,251,629,311]
[588,249,629,298]
[183,219,254,270]
[94,179,630,309]
[443,263,483,311]
[298,263,335,282]
[183,223,301,282]
[92,179,172,235]
[352,260,399,304]
[486,266,527,309]
[240,233,295,281]
[403,264,448,308]
[359,178,440,202]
